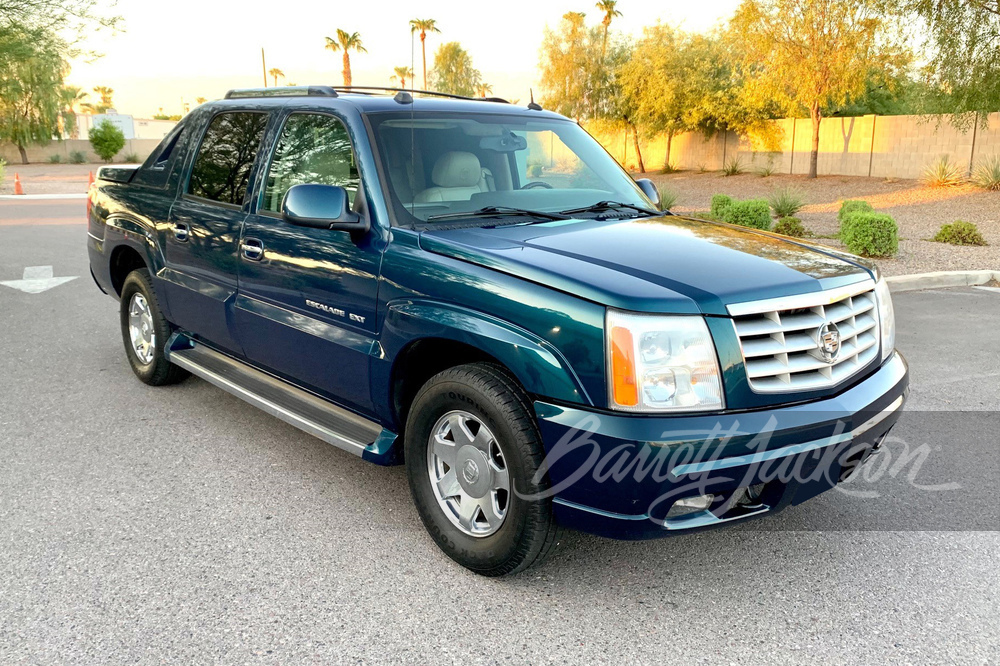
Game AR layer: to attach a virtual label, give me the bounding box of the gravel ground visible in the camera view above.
[645,171,1000,276]
[0,164,95,196]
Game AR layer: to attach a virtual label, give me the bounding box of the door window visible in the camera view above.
[188,111,268,205]
[263,113,360,213]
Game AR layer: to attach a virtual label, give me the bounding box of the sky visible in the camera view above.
[65,0,743,118]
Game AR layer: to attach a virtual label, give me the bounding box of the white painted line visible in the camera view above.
[0,266,78,294]
[0,193,87,200]
[973,286,1000,294]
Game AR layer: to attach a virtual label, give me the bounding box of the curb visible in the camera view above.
[886,270,1000,293]
[0,193,88,200]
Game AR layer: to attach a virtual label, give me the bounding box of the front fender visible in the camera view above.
[373,299,594,422]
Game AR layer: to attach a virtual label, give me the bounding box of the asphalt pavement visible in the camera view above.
[1,200,998,664]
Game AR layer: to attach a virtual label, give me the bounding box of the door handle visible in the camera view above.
[241,238,264,261]
[173,222,190,241]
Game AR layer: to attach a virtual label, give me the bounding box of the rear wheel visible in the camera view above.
[405,363,558,576]
[119,268,188,386]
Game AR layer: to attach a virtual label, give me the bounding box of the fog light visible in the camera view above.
[666,494,715,518]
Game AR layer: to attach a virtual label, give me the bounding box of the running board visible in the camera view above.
[166,336,398,464]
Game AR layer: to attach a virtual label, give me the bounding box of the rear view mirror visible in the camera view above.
[281,184,369,233]
[479,132,527,153]
[635,178,660,208]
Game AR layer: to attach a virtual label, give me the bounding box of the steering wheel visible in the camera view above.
[521,181,553,190]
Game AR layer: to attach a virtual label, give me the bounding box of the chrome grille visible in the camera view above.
[728,282,879,393]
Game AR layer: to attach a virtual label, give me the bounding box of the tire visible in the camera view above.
[119,268,188,386]
[404,362,559,576]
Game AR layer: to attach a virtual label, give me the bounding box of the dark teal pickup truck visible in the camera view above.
[87,86,908,575]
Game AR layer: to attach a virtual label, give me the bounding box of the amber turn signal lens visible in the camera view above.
[610,326,638,407]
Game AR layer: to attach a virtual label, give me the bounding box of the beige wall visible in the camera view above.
[0,138,163,165]
[586,112,1000,180]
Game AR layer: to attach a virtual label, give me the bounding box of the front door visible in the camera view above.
[163,110,270,355]
[235,111,383,414]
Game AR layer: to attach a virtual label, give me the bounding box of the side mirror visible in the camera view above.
[635,178,660,209]
[281,184,370,233]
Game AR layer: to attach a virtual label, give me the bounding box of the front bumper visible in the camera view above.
[533,351,909,540]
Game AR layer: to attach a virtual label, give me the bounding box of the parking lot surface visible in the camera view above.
[1,202,998,664]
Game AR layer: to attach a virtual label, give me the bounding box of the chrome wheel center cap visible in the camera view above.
[456,445,492,498]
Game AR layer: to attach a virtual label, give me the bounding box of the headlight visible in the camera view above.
[606,310,724,412]
[874,277,895,361]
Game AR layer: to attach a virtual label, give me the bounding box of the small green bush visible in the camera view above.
[755,163,776,177]
[697,163,709,173]
[972,155,1000,191]
[838,200,874,222]
[710,194,733,217]
[722,156,744,176]
[774,216,806,237]
[842,212,898,257]
[48,154,62,163]
[123,152,140,163]
[657,186,677,211]
[767,186,805,218]
[932,220,987,246]
[723,199,772,230]
[69,150,87,164]
[660,162,679,174]
[922,156,964,187]
[89,120,126,162]
[527,164,543,178]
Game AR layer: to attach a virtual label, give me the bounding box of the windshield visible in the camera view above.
[368,111,653,226]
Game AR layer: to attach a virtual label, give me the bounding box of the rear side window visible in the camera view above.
[188,111,268,205]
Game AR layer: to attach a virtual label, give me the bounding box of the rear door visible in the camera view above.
[234,110,384,414]
[162,110,270,354]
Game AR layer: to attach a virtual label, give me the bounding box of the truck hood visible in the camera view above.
[419,215,875,315]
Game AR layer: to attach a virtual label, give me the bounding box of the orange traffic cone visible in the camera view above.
[87,171,94,188]
[13,173,24,195]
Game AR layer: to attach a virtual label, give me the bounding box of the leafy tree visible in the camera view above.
[393,65,413,88]
[538,12,616,120]
[324,29,366,87]
[902,0,1000,128]
[731,0,908,178]
[268,67,284,87]
[409,18,441,89]
[596,0,622,58]
[0,23,66,163]
[88,119,124,162]
[0,0,120,44]
[430,41,481,97]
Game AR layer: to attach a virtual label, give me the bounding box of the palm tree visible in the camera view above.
[325,30,367,87]
[393,66,414,88]
[268,68,285,87]
[409,18,441,89]
[195,97,207,105]
[57,86,88,137]
[476,83,493,98]
[92,86,114,113]
[596,0,622,58]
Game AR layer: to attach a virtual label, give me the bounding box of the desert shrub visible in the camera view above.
[837,200,873,222]
[123,152,140,163]
[48,154,62,163]
[657,186,677,211]
[660,162,679,174]
[755,162,776,177]
[922,156,964,187]
[972,155,1000,191]
[722,156,744,176]
[932,220,987,246]
[774,216,806,237]
[842,212,898,257]
[722,199,772,230]
[710,194,733,217]
[767,186,805,218]
[69,150,87,164]
[0,158,5,185]
[697,163,709,173]
[526,164,543,178]
[89,120,126,162]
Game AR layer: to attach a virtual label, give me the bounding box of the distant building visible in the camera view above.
[70,112,177,141]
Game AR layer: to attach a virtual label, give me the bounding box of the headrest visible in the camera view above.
[431,151,482,188]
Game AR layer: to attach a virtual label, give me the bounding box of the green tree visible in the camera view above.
[596,0,622,58]
[0,0,120,43]
[393,65,413,88]
[409,18,441,90]
[88,119,125,162]
[268,67,284,87]
[0,23,66,163]
[57,84,87,136]
[324,29,366,87]
[902,0,1000,128]
[538,12,613,120]
[430,41,481,97]
[731,0,908,178]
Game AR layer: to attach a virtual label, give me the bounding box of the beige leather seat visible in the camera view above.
[414,151,493,203]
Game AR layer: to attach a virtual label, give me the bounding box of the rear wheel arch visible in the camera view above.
[109,245,148,297]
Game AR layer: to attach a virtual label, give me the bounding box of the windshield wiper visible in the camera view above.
[559,201,667,217]
[426,206,570,223]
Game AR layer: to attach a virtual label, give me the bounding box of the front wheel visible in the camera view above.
[119,268,188,386]
[404,363,559,576]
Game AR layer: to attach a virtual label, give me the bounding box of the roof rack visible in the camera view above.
[333,86,510,104]
[224,86,338,99]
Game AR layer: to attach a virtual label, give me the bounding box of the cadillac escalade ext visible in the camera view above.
[87,86,908,576]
